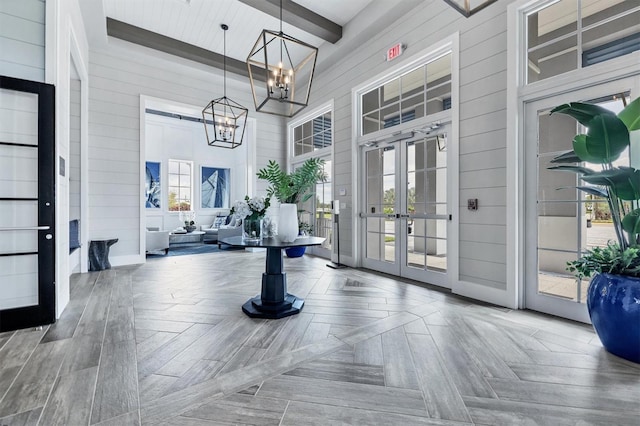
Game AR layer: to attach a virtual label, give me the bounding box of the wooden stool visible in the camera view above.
[89,238,118,271]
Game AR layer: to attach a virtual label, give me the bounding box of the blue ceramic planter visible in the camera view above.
[587,273,640,363]
[285,246,306,258]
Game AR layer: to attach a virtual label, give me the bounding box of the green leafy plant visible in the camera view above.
[298,221,312,236]
[257,158,326,204]
[567,243,640,279]
[548,96,640,277]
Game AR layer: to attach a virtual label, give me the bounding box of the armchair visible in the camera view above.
[146,227,170,254]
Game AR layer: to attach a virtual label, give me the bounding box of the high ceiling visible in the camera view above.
[100,0,375,62]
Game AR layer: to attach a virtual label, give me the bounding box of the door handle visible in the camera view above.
[0,226,51,231]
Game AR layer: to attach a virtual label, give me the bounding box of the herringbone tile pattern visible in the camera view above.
[0,249,638,425]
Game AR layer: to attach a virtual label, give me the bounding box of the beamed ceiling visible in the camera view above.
[81,0,390,78]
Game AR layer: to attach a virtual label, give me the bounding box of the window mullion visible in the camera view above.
[577,0,582,71]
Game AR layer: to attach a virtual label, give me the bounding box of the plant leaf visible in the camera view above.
[551,102,615,126]
[580,167,640,200]
[567,114,629,164]
[572,134,605,164]
[574,185,608,198]
[547,165,596,175]
[622,208,640,235]
[550,150,581,164]
[618,96,640,131]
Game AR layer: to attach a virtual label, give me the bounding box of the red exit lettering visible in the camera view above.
[386,43,403,62]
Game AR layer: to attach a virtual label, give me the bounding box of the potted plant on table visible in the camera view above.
[548,95,640,363]
[257,158,326,243]
[179,211,197,233]
[231,195,270,242]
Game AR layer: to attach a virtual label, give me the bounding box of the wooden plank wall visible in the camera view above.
[70,79,81,221]
[87,45,286,260]
[0,0,45,82]
[306,0,511,290]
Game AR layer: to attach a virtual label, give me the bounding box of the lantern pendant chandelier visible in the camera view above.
[246,0,318,118]
[202,24,248,149]
[443,0,498,17]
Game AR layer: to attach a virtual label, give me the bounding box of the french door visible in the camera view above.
[524,77,639,323]
[361,129,450,288]
[298,157,332,259]
[0,76,56,332]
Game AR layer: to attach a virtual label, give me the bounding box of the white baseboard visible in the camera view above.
[110,254,145,267]
[330,254,356,267]
[453,279,515,309]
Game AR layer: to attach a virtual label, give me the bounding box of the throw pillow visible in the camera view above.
[212,216,227,228]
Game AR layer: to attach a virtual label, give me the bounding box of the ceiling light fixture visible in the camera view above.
[202,24,248,149]
[246,0,318,117]
[443,0,498,17]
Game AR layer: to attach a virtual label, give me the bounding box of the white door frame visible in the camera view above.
[360,128,451,288]
[523,78,640,323]
[507,0,640,310]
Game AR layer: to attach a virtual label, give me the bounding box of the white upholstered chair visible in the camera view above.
[146,227,170,254]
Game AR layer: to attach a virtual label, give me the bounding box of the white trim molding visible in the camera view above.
[287,99,334,168]
[507,0,640,311]
[350,32,460,283]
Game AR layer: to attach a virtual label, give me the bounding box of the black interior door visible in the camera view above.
[0,75,56,332]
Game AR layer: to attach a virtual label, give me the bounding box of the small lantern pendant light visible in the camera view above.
[246,0,318,118]
[443,0,498,17]
[202,24,248,149]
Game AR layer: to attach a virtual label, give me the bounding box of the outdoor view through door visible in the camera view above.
[526,80,637,323]
[362,131,449,288]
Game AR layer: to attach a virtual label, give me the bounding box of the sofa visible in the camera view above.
[217,225,243,248]
[146,227,170,254]
[200,213,242,244]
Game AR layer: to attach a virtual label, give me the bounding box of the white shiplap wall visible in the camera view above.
[306,0,511,294]
[69,78,81,273]
[0,0,45,82]
[70,79,81,220]
[88,42,285,263]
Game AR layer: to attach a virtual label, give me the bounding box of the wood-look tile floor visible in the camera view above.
[0,250,639,425]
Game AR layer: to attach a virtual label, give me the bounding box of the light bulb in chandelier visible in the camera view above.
[217,116,234,141]
[269,62,292,99]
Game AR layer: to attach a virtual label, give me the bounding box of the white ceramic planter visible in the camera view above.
[278,203,298,242]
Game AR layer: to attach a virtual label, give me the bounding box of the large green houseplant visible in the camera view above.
[549,95,640,363]
[257,158,326,204]
[257,158,326,242]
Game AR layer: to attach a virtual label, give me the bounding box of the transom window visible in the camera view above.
[292,112,332,156]
[526,0,640,84]
[361,52,451,136]
[168,159,192,211]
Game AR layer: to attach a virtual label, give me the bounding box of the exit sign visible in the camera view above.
[386,43,404,62]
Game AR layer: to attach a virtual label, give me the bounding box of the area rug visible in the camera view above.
[146,242,239,258]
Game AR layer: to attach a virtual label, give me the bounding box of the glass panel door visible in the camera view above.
[0,76,56,332]
[402,134,448,287]
[524,77,639,323]
[300,158,332,258]
[362,145,398,275]
[361,129,450,287]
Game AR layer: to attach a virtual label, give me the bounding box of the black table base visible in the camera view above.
[242,294,304,319]
[241,246,305,319]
